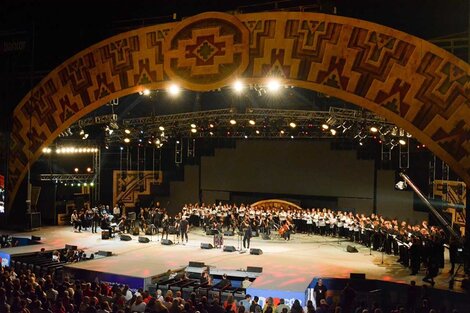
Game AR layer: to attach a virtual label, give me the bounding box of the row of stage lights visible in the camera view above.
[42,147,99,154]
[61,182,95,187]
[137,78,285,98]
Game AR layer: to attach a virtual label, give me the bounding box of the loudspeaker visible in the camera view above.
[250,248,263,255]
[31,235,41,241]
[201,243,214,249]
[101,230,110,240]
[161,239,173,245]
[347,245,358,253]
[262,234,271,240]
[350,273,366,279]
[97,250,112,257]
[223,245,236,252]
[188,261,205,267]
[206,229,217,235]
[65,244,78,250]
[224,230,234,236]
[247,266,263,273]
[138,236,150,243]
[120,234,132,241]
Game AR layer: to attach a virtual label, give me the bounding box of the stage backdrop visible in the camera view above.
[113,170,163,210]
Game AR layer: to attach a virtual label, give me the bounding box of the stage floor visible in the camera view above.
[0,226,460,292]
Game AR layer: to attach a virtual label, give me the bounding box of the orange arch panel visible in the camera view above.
[8,12,470,208]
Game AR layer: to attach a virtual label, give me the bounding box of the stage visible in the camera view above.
[0,226,460,293]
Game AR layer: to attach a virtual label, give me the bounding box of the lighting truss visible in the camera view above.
[40,174,95,181]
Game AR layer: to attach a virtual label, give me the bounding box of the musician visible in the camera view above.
[117,216,130,233]
[100,216,114,238]
[279,220,291,241]
[138,208,147,232]
[243,219,252,250]
[91,211,101,234]
[161,214,170,240]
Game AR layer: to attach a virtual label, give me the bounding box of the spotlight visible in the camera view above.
[82,133,89,140]
[209,123,214,128]
[168,84,181,96]
[77,183,81,187]
[233,80,244,93]
[244,135,248,139]
[79,129,85,136]
[322,124,329,130]
[267,78,281,92]
[395,180,407,190]
[249,120,256,125]
[74,168,79,173]
[256,130,260,134]
[143,89,151,96]
[190,123,196,128]
[125,129,131,134]
[86,167,92,173]
[370,126,378,133]
[83,182,87,186]
[230,119,237,125]
[290,135,294,139]
[124,138,130,143]
[399,139,406,145]
[90,182,94,187]
[330,129,337,135]
[209,131,214,136]
[191,128,197,133]
[280,130,285,134]
[159,126,165,131]
[289,122,296,128]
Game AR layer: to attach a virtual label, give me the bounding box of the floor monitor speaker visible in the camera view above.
[247,266,263,273]
[347,245,358,253]
[65,244,78,250]
[161,239,173,245]
[31,235,41,241]
[188,261,205,267]
[120,234,132,241]
[201,242,214,249]
[97,250,112,257]
[350,273,366,279]
[224,230,234,236]
[223,245,236,252]
[250,248,263,255]
[138,236,150,243]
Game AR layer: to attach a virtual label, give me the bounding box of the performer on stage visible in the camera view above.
[179,216,189,244]
[243,219,252,250]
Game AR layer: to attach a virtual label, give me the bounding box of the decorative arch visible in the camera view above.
[8,11,470,208]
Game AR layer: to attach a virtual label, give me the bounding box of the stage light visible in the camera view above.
[70,183,74,187]
[256,130,260,134]
[330,129,337,135]
[87,167,92,173]
[209,123,214,128]
[64,183,67,186]
[77,183,81,187]
[74,168,79,173]
[289,122,296,128]
[230,119,237,125]
[249,120,256,125]
[120,146,124,150]
[143,89,151,96]
[280,130,285,134]
[190,123,196,128]
[244,135,248,139]
[159,126,165,131]
[209,131,214,136]
[395,181,407,190]
[322,124,329,130]
[399,139,406,145]
[82,133,89,140]
[90,182,94,187]
[291,135,294,139]
[267,78,281,92]
[125,129,131,134]
[83,182,87,186]
[42,147,51,154]
[79,129,85,136]
[406,132,412,138]
[168,84,181,96]
[370,126,378,133]
[191,128,197,133]
[359,142,363,146]
[233,80,244,93]
[124,138,130,143]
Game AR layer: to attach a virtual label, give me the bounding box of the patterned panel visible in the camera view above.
[112,170,163,210]
[8,12,470,211]
[164,12,249,89]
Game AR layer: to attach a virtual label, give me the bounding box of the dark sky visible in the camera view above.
[0,0,468,123]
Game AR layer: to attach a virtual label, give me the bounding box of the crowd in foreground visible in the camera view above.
[0,266,463,313]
